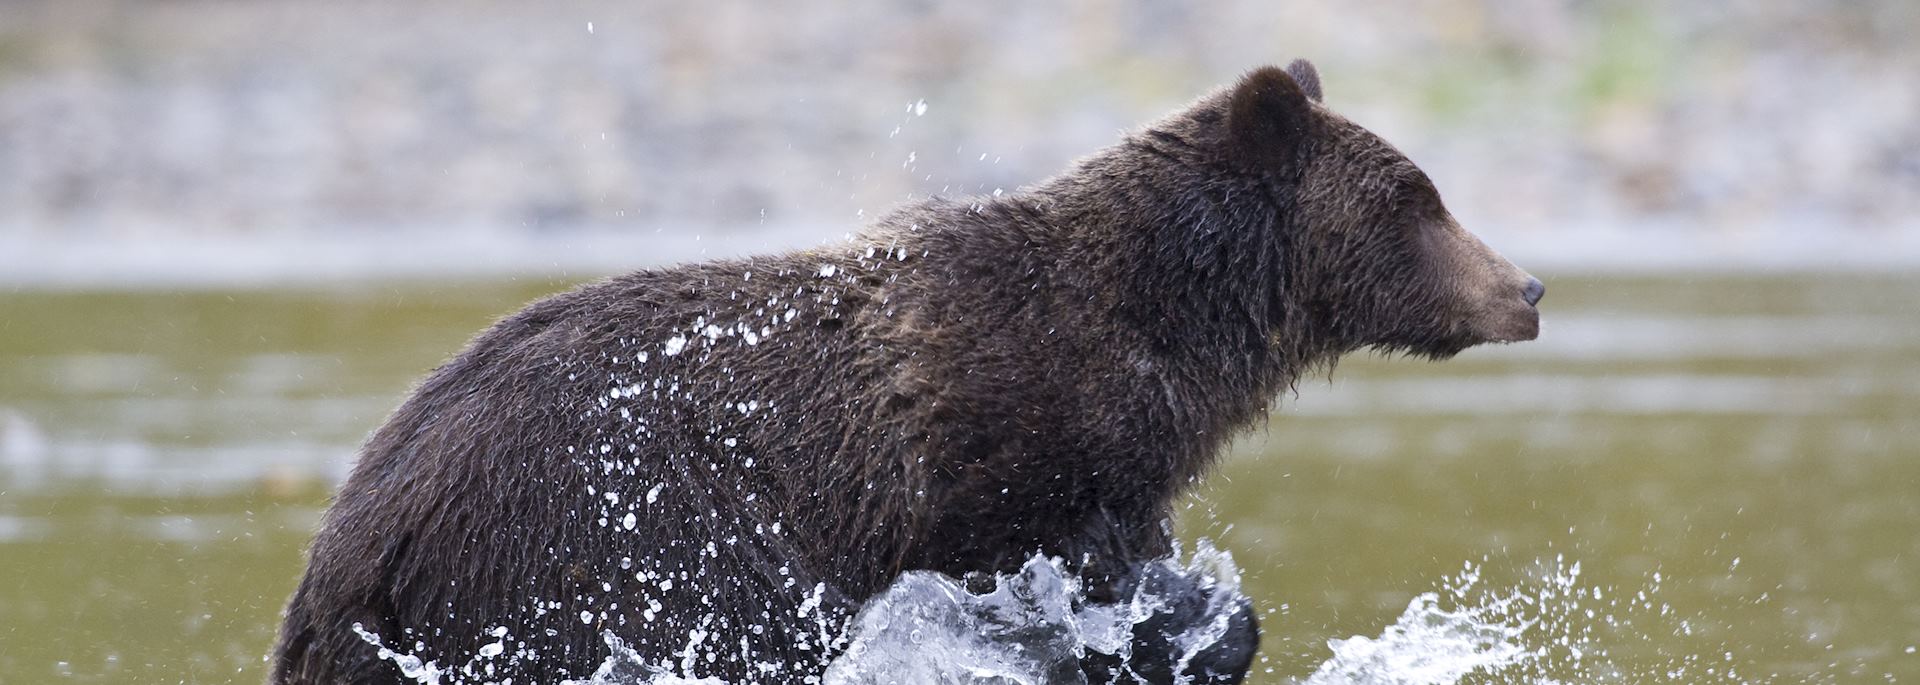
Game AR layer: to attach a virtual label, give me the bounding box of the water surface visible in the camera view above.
[1,273,1916,683]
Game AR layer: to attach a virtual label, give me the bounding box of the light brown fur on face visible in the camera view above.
[1428,215,1542,344]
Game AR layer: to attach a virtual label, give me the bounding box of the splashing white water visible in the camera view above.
[823,543,1248,685]
[355,551,1763,685]
[539,545,1250,685]
[822,556,1091,685]
[353,622,447,685]
[1304,556,1768,685]
[561,632,727,685]
[1302,590,1538,685]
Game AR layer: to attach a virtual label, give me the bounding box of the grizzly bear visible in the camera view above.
[271,60,1542,685]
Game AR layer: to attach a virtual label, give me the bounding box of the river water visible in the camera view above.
[1,273,1916,683]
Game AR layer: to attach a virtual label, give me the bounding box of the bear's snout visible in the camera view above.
[1471,271,1542,343]
[1439,222,1541,345]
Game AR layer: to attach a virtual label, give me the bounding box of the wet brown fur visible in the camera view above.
[272,62,1538,684]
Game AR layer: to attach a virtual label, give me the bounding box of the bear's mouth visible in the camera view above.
[1361,325,1480,361]
[1374,304,1538,360]
[1469,302,1541,345]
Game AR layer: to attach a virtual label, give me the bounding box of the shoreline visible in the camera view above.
[5,221,1919,290]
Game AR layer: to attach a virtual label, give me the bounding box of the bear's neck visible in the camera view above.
[1031,146,1334,460]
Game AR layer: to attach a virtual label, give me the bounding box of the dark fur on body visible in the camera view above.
[273,61,1539,684]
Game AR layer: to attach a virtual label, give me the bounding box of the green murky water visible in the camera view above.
[2,274,1917,683]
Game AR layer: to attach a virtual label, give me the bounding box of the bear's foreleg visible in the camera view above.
[1078,560,1260,685]
[1064,509,1259,685]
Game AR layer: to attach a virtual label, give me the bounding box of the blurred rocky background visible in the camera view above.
[2,0,1917,282]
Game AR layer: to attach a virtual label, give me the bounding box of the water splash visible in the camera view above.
[530,545,1249,685]
[822,556,1090,685]
[352,622,448,685]
[353,551,1766,685]
[1305,557,1766,685]
[561,633,727,685]
[1302,588,1538,685]
[824,543,1249,685]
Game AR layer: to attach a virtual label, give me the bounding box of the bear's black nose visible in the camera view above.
[1521,278,1545,306]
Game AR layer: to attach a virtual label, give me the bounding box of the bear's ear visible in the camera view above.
[1285,59,1323,103]
[1226,65,1316,166]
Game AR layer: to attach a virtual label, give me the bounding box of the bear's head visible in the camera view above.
[1216,60,1543,359]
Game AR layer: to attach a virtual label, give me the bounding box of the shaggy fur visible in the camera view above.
[272,61,1538,685]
